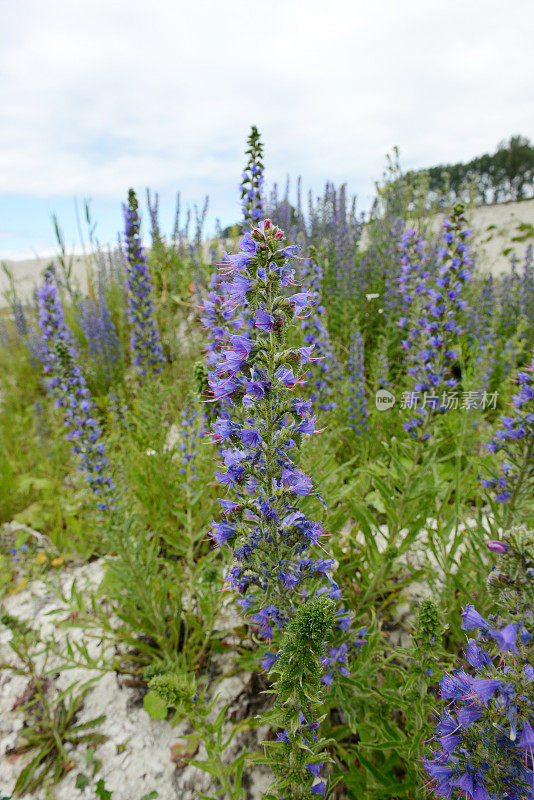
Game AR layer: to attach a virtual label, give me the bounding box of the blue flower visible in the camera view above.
[488,622,519,654]
[347,330,368,434]
[202,219,363,667]
[482,353,533,508]
[122,189,165,376]
[460,604,490,632]
[36,268,114,509]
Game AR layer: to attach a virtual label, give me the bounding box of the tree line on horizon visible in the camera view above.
[406,134,534,207]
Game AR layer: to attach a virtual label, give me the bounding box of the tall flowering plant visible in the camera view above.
[123,188,165,376]
[400,204,471,439]
[36,267,114,510]
[425,529,534,800]
[300,251,341,412]
[203,220,361,797]
[347,330,369,434]
[78,286,121,388]
[482,353,534,520]
[240,125,264,229]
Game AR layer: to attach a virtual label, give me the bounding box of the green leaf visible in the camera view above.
[143,691,168,720]
[95,778,113,800]
[188,758,222,777]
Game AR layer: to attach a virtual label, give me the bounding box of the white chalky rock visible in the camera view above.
[0,557,271,799]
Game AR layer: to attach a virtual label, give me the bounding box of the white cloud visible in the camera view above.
[0,0,533,209]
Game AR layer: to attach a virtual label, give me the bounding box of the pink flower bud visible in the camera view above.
[274,230,284,240]
[486,540,509,554]
[264,219,271,229]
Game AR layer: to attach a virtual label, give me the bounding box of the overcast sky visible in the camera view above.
[1,0,533,257]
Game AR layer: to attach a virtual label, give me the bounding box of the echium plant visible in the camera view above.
[260,596,338,799]
[240,125,264,229]
[36,267,114,509]
[397,226,430,329]
[347,329,369,434]
[78,286,121,387]
[204,220,360,797]
[425,528,534,800]
[400,204,471,439]
[123,188,165,375]
[482,352,533,521]
[300,249,341,412]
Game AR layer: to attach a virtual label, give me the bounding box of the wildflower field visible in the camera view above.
[1,128,533,800]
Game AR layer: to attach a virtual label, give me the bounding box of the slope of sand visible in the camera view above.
[0,254,96,309]
[435,197,534,274]
[1,199,533,309]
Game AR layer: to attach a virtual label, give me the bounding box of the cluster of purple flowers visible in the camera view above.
[239,125,264,229]
[482,353,534,505]
[333,185,357,297]
[397,227,431,328]
[398,205,472,438]
[78,287,121,381]
[12,300,29,339]
[203,220,362,794]
[36,267,114,509]
[123,189,165,376]
[9,543,28,563]
[200,272,244,368]
[425,532,534,800]
[347,330,369,434]
[205,223,340,612]
[178,405,205,491]
[468,247,534,393]
[300,254,341,411]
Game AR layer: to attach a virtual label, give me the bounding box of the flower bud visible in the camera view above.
[486,540,509,554]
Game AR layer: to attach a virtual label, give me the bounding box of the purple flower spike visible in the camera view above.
[36,268,114,509]
[240,126,264,230]
[347,330,369,434]
[122,190,165,376]
[482,352,534,508]
[201,218,364,796]
[397,206,471,438]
